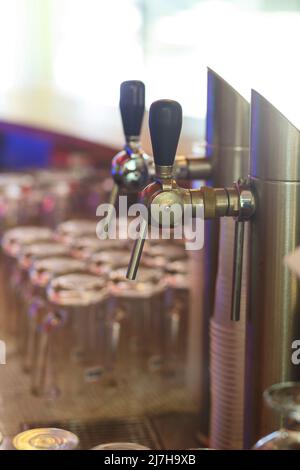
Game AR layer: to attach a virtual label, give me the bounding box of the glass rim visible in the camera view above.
[91,442,150,450]
[263,381,300,414]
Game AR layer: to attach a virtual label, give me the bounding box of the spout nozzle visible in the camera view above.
[102,183,119,236]
[126,218,148,280]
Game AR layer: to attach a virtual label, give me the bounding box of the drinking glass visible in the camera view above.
[32,273,108,397]
[55,219,97,245]
[23,256,87,374]
[70,236,123,261]
[107,266,167,379]
[13,428,79,450]
[253,382,300,450]
[35,168,93,227]
[163,259,190,377]
[0,172,36,231]
[16,241,71,355]
[88,249,132,276]
[1,226,53,336]
[92,442,150,450]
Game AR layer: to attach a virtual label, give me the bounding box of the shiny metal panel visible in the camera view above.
[250,91,300,181]
[244,91,300,447]
[206,67,249,149]
[189,69,250,434]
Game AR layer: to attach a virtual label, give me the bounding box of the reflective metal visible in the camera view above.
[244,91,300,447]
[189,68,250,433]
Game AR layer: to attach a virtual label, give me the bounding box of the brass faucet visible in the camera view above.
[126,99,255,321]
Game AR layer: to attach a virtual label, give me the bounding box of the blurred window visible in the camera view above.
[1,0,300,126]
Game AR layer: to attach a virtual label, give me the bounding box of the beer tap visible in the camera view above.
[106,80,150,231]
[126,99,255,325]
[105,81,213,234]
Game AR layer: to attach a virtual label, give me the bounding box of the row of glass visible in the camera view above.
[1,219,189,399]
[1,170,299,449]
[0,169,189,451]
[1,426,148,450]
[0,167,110,231]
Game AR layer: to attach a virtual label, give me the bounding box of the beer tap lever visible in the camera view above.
[120,80,145,146]
[104,81,149,234]
[126,102,256,282]
[126,99,183,280]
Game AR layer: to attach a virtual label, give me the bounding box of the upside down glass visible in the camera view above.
[13,428,79,450]
[107,266,167,381]
[35,168,94,227]
[253,382,300,450]
[143,242,189,378]
[92,442,150,450]
[1,226,53,336]
[0,172,37,231]
[55,219,98,245]
[16,241,71,357]
[24,256,87,376]
[33,273,108,397]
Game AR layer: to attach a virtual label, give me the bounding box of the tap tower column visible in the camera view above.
[244,91,300,446]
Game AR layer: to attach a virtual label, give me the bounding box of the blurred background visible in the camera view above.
[0,0,300,163]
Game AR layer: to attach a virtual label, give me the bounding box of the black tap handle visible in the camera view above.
[120,81,145,138]
[149,99,182,167]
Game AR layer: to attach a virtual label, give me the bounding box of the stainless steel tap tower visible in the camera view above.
[126,86,300,448]
[244,91,300,447]
[121,71,250,438]
[194,69,249,433]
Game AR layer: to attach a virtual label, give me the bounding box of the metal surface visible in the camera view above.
[230,221,245,322]
[174,156,212,181]
[126,219,147,280]
[244,91,300,447]
[104,183,119,233]
[124,70,250,439]
[188,68,250,435]
[250,92,300,181]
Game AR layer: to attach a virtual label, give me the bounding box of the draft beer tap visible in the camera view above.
[126,99,254,281]
[105,81,213,234]
[119,71,250,439]
[127,91,300,448]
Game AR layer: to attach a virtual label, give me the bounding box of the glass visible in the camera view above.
[188,448,215,450]
[88,249,132,275]
[2,226,53,259]
[13,428,79,450]
[1,226,53,336]
[107,266,167,380]
[92,442,150,450]
[32,273,108,397]
[143,242,187,269]
[144,243,189,378]
[253,382,300,450]
[163,258,190,378]
[70,236,123,261]
[23,256,87,375]
[34,168,94,227]
[82,172,112,216]
[16,241,71,356]
[55,219,98,245]
[0,172,36,231]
